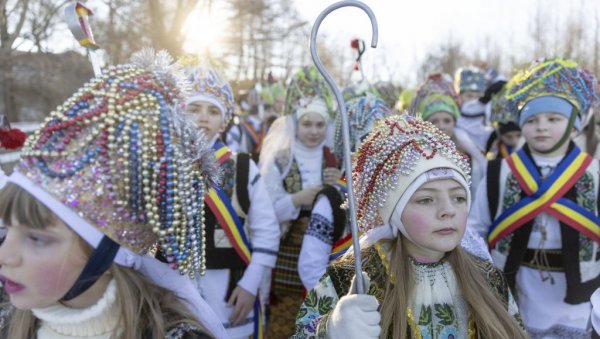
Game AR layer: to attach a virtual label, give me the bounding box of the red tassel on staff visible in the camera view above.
[0,128,27,150]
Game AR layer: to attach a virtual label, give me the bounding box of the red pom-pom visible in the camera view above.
[353,63,359,71]
[0,128,27,149]
[350,38,360,49]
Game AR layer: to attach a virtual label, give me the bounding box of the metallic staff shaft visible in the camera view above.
[309,0,378,295]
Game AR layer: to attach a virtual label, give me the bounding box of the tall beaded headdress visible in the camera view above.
[12,48,219,278]
[333,93,389,161]
[284,65,334,118]
[409,73,460,120]
[179,56,235,123]
[503,58,599,124]
[352,114,471,231]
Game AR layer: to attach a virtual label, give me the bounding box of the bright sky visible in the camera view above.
[293,0,599,86]
[21,0,600,87]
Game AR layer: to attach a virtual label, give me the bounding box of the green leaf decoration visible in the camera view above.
[318,296,334,314]
[418,305,432,326]
[297,307,308,319]
[305,291,318,308]
[434,303,455,326]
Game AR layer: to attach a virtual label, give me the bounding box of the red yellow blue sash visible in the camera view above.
[488,146,600,248]
[334,178,348,194]
[329,232,353,261]
[213,143,232,165]
[205,187,252,264]
[241,120,266,153]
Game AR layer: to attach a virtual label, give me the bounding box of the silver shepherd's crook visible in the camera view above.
[310,0,378,294]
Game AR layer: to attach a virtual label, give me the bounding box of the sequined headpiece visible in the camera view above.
[409,73,460,120]
[181,56,235,122]
[11,49,219,277]
[503,58,599,124]
[352,114,471,231]
[455,67,486,94]
[333,94,388,161]
[284,65,334,117]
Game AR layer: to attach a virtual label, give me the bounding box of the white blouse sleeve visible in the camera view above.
[299,195,334,290]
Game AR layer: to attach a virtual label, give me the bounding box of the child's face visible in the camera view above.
[459,91,482,105]
[500,130,521,148]
[426,111,455,137]
[0,217,88,309]
[297,112,327,148]
[400,179,468,261]
[522,112,572,156]
[186,101,226,141]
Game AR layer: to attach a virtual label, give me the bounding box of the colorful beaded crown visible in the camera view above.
[352,114,471,231]
[504,58,599,121]
[284,65,334,118]
[16,49,219,277]
[455,67,486,94]
[333,94,388,161]
[409,73,460,120]
[180,56,235,122]
[490,86,515,125]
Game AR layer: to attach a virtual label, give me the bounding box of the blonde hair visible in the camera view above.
[0,183,211,339]
[378,236,526,339]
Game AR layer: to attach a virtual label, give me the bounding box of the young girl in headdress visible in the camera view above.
[298,93,389,291]
[0,49,227,339]
[259,65,342,337]
[182,60,280,339]
[294,114,526,338]
[409,73,486,195]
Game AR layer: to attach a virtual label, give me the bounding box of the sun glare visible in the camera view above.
[182,5,225,55]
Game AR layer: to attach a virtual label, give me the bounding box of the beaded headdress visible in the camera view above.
[352,114,471,231]
[409,73,460,120]
[12,49,219,277]
[284,65,334,117]
[454,67,486,94]
[180,56,235,122]
[503,58,599,124]
[333,94,388,161]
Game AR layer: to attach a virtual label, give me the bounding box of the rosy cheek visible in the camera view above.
[402,212,430,238]
[33,259,81,296]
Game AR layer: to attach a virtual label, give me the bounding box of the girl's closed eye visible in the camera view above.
[26,231,55,246]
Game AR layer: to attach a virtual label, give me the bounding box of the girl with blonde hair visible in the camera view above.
[294,114,526,339]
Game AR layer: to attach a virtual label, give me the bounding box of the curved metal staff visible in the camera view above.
[310,0,377,294]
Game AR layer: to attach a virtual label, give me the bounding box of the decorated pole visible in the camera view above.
[64,2,102,77]
[310,0,378,294]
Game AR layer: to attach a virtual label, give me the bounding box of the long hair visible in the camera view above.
[0,183,210,339]
[378,236,527,339]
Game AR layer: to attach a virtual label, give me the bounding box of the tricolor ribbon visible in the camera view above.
[488,146,600,248]
[241,120,266,153]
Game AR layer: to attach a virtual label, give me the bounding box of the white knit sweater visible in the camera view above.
[32,280,120,339]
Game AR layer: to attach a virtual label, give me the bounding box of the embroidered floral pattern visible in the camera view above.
[284,159,303,194]
[575,172,596,261]
[496,174,522,255]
